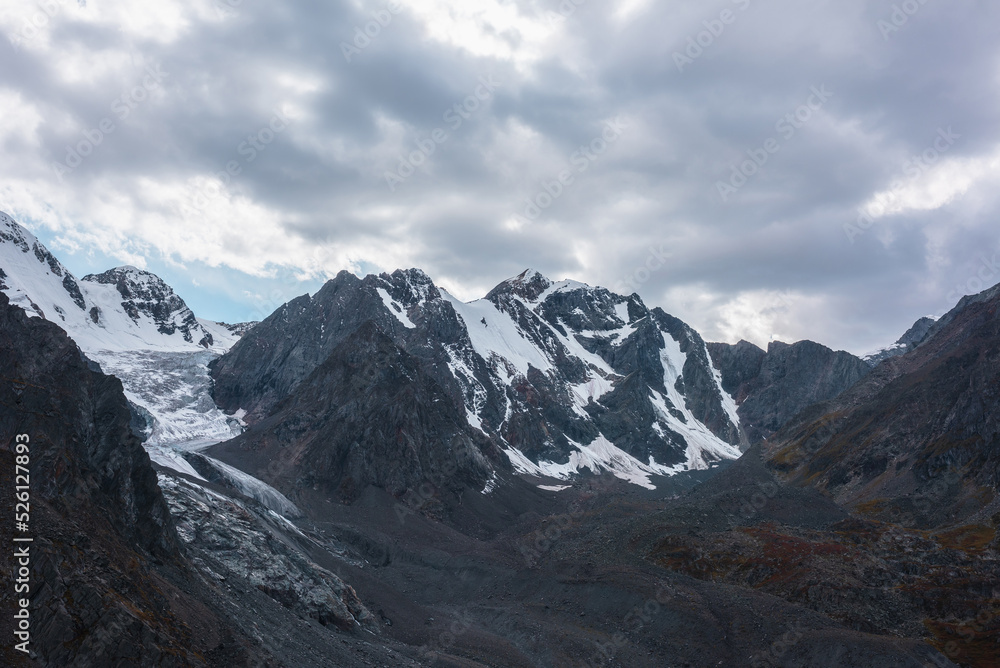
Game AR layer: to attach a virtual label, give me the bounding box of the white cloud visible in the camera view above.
[863,147,1000,220]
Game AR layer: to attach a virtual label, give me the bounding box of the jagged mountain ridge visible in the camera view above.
[0,212,256,445]
[0,212,242,353]
[862,315,937,367]
[765,281,1000,527]
[708,339,873,444]
[211,268,746,489]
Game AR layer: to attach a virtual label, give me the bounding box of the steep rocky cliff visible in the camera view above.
[210,321,503,510]
[708,339,872,444]
[0,291,254,666]
[764,282,1000,528]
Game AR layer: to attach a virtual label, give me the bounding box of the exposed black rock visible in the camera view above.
[209,270,398,422]
[217,321,258,337]
[128,398,157,442]
[60,274,86,311]
[708,338,872,444]
[0,291,222,665]
[765,281,1000,529]
[210,321,504,511]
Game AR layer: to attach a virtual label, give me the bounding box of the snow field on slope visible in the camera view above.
[656,338,742,467]
[441,283,744,487]
[443,291,554,377]
[91,349,238,446]
[504,435,681,490]
[376,287,417,329]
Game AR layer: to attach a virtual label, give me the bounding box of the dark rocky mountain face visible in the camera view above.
[764,283,1000,528]
[211,268,745,490]
[708,338,872,444]
[0,291,237,665]
[0,292,406,667]
[83,266,212,346]
[210,322,505,510]
[655,284,1000,667]
[641,447,993,668]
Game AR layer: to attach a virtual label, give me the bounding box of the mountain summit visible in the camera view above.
[210,267,750,491]
[0,212,239,353]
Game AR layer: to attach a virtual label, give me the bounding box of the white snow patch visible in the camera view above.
[649,388,742,471]
[442,290,553,377]
[706,342,741,430]
[504,436,680,490]
[376,287,417,329]
[482,471,498,494]
[533,278,592,304]
[194,456,302,519]
[537,484,571,492]
[613,301,630,324]
[146,444,208,480]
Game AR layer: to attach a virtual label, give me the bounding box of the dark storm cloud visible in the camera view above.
[1,0,999,353]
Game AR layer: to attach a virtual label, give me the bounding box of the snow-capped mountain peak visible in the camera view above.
[862,315,938,366]
[487,268,554,302]
[82,265,213,347]
[0,212,240,354]
[0,211,256,446]
[212,266,746,490]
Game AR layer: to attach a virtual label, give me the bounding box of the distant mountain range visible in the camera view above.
[0,211,247,353]
[5,209,994,668]
[1,211,900,491]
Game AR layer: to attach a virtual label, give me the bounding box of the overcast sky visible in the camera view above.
[2,0,999,354]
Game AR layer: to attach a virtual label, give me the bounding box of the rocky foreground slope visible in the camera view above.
[0,291,249,666]
[765,282,1000,526]
[650,283,1000,668]
[0,291,427,667]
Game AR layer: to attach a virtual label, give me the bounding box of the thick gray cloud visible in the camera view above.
[1,0,998,353]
